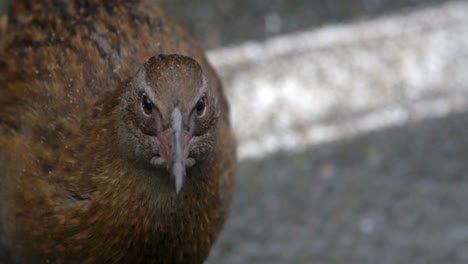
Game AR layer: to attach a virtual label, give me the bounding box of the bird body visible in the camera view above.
[0,1,236,263]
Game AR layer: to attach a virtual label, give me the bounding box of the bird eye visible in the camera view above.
[195,96,206,117]
[141,94,153,116]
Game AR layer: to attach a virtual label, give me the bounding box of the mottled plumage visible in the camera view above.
[0,1,236,263]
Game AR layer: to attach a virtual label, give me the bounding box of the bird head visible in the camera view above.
[118,54,220,194]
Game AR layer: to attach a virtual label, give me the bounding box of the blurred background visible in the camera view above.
[2,0,468,263]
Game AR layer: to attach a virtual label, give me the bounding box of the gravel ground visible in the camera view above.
[207,110,468,264]
[201,1,468,263]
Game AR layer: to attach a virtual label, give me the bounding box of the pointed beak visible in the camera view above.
[171,107,185,194]
[155,107,192,194]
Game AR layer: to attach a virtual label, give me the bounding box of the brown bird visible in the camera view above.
[0,1,236,263]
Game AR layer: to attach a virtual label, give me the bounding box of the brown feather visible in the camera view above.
[0,1,237,263]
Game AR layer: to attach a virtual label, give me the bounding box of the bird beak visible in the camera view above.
[171,107,185,194]
[155,107,192,194]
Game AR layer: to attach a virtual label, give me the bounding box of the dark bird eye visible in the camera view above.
[195,96,206,117]
[141,94,153,116]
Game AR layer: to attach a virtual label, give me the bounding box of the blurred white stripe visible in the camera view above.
[207,1,468,160]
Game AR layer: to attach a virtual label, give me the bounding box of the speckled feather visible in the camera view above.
[0,1,236,263]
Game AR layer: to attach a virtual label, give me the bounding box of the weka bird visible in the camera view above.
[0,1,237,263]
